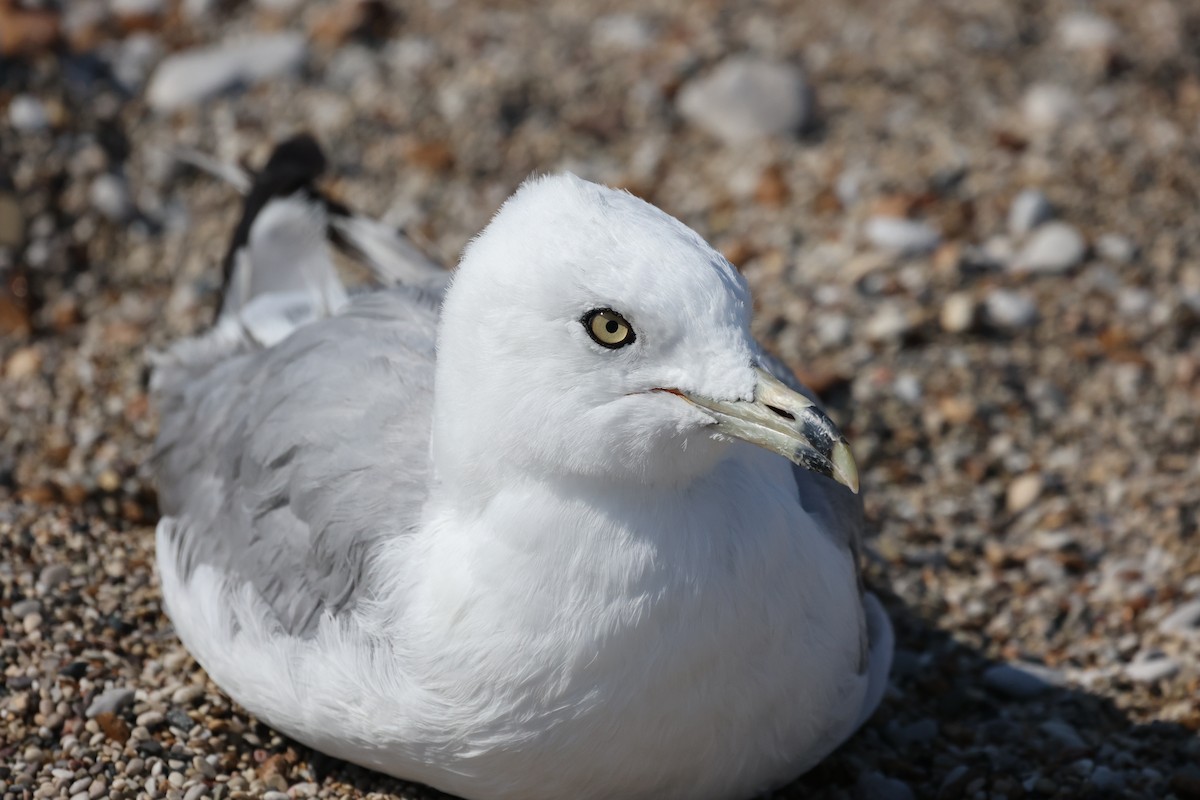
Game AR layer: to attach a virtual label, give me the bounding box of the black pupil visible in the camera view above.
[605,320,620,335]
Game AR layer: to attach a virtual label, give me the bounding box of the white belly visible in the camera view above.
[157,447,870,800]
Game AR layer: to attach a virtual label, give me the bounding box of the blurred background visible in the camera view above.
[2,0,1199,798]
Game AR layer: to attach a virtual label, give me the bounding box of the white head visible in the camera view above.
[432,174,856,497]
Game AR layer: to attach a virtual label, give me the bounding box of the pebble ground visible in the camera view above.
[2,1,1199,799]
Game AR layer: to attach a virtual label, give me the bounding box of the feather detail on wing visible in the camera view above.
[152,135,446,637]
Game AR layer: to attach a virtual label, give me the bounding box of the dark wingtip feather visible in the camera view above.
[219,133,332,305]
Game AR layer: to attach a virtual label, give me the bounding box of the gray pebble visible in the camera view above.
[262,792,290,800]
[855,771,915,800]
[982,662,1064,699]
[146,33,308,112]
[8,95,49,133]
[85,687,136,718]
[1008,189,1053,237]
[38,564,71,589]
[984,289,1037,330]
[1014,222,1086,274]
[183,785,207,800]
[110,33,164,92]
[864,216,940,256]
[676,57,814,145]
[1040,719,1087,750]
[11,599,41,617]
[1089,765,1125,792]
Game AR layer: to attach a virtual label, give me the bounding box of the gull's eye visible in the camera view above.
[583,308,636,349]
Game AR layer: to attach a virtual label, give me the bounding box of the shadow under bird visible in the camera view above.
[151,135,892,800]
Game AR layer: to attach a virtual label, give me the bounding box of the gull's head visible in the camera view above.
[432,174,856,494]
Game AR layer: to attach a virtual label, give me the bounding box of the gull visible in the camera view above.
[152,136,893,800]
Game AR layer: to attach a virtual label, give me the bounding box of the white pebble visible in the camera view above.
[864,216,940,256]
[865,302,913,343]
[1006,472,1043,513]
[1014,222,1086,274]
[1022,83,1080,132]
[984,289,1037,329]
[146,33,308,112]
[676,57,814,145]
[8,95,49,133]
[1096,233,1136,264]
[89,174,134,223]
[1158,599,1200,639]
[1057,12,1120,53]
[1008,189,1053,238]
[940,292,976,333]
[591,14,654,52]
[1125,651,1180,683]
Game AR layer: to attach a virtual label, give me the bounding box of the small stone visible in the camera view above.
[171,684,205,705]
[591,13,653,52]
[0,191,24,248]
[1096,233,1136,264]
[1040,719,1086,750]
[984,289,1037,330]
[21,612,43,634]
[8,95,49,132]
[940,292,976,333]
[1057,12,1119,54]
[1159,600,1200,639]
[1014,222,1086,274]
[1006,472,1043,513]
[38,563,71,589]
[261,792,290,800]
[95,711,131,744]
[97,469,122,493]
[11,599,40,617]
[167,772,184,788]
[1008,189,1053,237]
[1126,650,1180,683]
[110,32,163,92]
[864,217,940,256]
[983,662,1064,699]
[183,785,207,800]
[855,772,915,800]
[1022,83,1080,132]
[676,57,814,145]
[89,174,134,222]
[136,710,165,728]
[124,758,145,776]
[5,346,42,378]
[85,687,136,718]
[1089,766,1124,792]
[146,33,308,112]
[865,302,914,343]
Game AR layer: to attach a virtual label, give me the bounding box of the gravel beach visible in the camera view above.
[2,1,1199,798]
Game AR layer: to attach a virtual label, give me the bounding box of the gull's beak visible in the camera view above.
[670,367,860,493]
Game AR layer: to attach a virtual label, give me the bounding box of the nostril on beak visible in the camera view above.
[765,404,795,422]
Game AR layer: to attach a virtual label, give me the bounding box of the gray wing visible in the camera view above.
[756,347,871,674]
[153,287,440,637]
